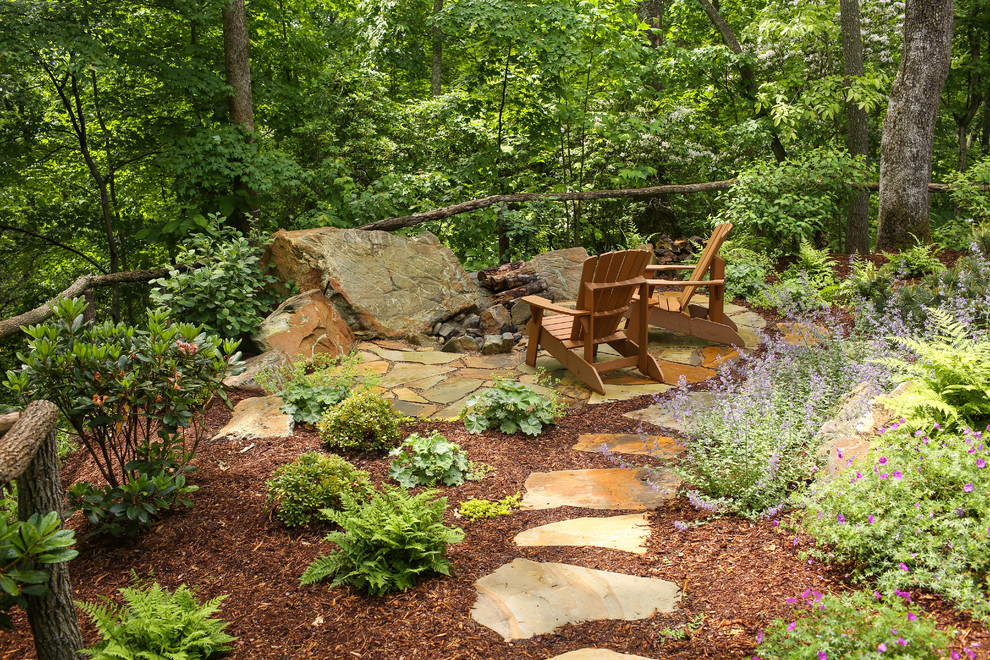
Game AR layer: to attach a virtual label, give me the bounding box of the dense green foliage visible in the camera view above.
[301,487,464,596]
[755,590,953,659]
[78,578,236,660]
[3,297,240,537]
[462,376,564,436]
[317,390,402,451]
[265,452,374,527]
[388,431,471,488]
[801,423,990,619]
[0,512,78,631]
[457,493,522,520]
[256,353,379,425]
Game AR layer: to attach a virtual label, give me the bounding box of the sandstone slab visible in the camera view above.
[421,377,484,405]
[251,290,354,359]
[263,228,478,337]
[211,396,294,442]
[587,382,670,405]
[546,650,656,660]
[223,351,289,391]
[391,400,438,418]
[513,514,651,554]
[365,346,463,364]
[623,392,714,433]
[658,361,715,386]
[463,353,525,369]
[470,558,679,641]
[699,346,740,369]
[378,363,454,388]
[656,347,701,366]
[573,434,681,457]
[522,469,675,510]
[728,309,766,330]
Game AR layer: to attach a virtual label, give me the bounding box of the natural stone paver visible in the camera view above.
[392,387,427,403]
[513,513,651,554]
[421,377,484,405]
[655,347,701,366]
[402,375,448,390]
[354,360,391,376]
[737,327,761,349]
[522,468,677,510]
[623,391,714,432]
[587,382,670,405]
[365,346,463,364]
[211,396,294,442]
[462,353,525,369]
[699,346,740,369]
[391,400,438,418]
[356,350,382,363]
[434,397,472,419]
[470,558,679,641]
[647,329,718,348]
[546,650,656,660]
[455,368,514,380]
[573,433,681,457]
[657,361,715,386]
[378,363,454,388]
[729,310,766,329]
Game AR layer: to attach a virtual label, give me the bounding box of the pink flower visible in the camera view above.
[879,456,888,465]
[878,643,887,652]
[907,612,917,621]
[965,484,974,492]
[977,458,986,468]
[818,652,827,660]
[868,514,875,523]
[786,621,796,632]
[900,562,909,571]
[892,471,903,479]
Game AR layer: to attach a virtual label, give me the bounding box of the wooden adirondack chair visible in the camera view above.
[522,249,664,395]
[636,222,743,346]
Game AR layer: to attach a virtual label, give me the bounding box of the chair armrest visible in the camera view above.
[582,277,644,291]
[521,295,590,316]
[646,279,725,287]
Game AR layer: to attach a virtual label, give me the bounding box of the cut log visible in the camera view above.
[477,261,524,285]
[491,279,548,307]
[481,272,541,292]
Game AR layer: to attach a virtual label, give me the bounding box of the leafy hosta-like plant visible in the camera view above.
[800,423,990,619]
[755,590,953,659]
[871,307,990,429]
[462,376,564,436]
[78,577,236,660]
[255,353,378,425]
[388,431,471,488]
[0,512,78,631]
[301,487,464,596]
[265,452,374,527]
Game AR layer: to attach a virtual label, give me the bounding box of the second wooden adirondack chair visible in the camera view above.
[522,249,664,395]
[636,222,744,347]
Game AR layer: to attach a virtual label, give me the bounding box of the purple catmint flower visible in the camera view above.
[837,514,846,524]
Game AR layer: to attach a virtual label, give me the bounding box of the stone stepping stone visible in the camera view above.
[365,346,463,364]
[655,347,700,366]
[572,433,681,457]
[623,391,713,433]
[211,396,294,442]
[699,345,740,369]
[421,376,484,404]
[379,363,453,388]
[391,400,437,418]
[463,353,525,369]
[402,374,448,390]
[513,513,651,554]
[522,468,676,510]
[392,387,427,403]
[587,382,669,405]
[657,361,715,386]
[728,309,766,330]
[470,558,679,641]
[547,650,656,660]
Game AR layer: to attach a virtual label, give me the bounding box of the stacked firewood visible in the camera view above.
[653,235,702,264]
[476,261,550,305]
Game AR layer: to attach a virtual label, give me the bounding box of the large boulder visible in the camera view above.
[252,290,355,359]
[264,228,479,338]
[521,247,589,301]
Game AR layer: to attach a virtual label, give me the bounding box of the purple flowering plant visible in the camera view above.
[755,590,952,659]
[800,423,990,619]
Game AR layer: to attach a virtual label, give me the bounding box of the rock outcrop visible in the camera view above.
[521,247,589,301]
[252,290,354,359]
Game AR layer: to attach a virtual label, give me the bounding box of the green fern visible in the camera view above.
[301,486,464,596]
[871,307,990,428]
[77,576,236,660]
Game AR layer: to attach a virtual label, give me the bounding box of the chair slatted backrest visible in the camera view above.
[676,222,733,311]
[572,249,650,342]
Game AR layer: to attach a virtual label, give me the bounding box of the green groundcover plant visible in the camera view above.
[462,375,564,436]
[800,422,990,619]
[754,590,954,659]
[301,486,464,596]
[255,353,379,425]
[388,431,471,488]
[317,390,402,451]
[457,494,522,520]
[78,576,236,660]
[265,452,374,527]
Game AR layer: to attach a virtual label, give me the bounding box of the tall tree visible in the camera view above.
[840,0,870,253]
[431,0,443,96]
[222,0,258,232]
[877,0,954,251]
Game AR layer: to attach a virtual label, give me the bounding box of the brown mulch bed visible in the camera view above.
[3,388,988,659]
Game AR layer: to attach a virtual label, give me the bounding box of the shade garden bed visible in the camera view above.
[2,384,988,659]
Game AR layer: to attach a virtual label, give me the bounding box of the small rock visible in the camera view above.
[433,322,443,335]
[441,336,481,353]
[480,304,513,335]
[438,322,460,339]
[406,333,438,348]
[512,332,522,342]
[463,314,481,329]
[510,301,532,327]
[211,396,294,442]
[223,350,289,391]
[482,334,512,355]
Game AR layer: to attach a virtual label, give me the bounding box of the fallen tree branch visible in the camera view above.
[0,267,178,341]
[357,179,955,232]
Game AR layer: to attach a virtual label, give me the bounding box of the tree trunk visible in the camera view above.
[222,0,258,233]
[13,402,83,660]
[840,0,870,254]
[431,0,443,97]
[876,0,953,251]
